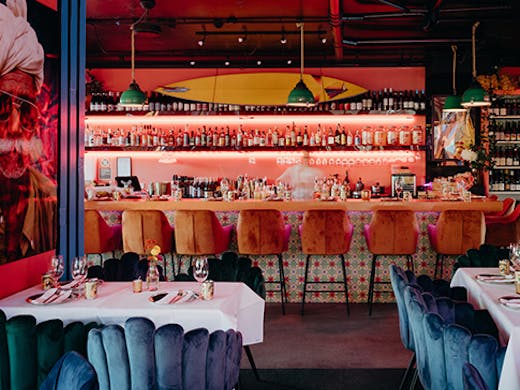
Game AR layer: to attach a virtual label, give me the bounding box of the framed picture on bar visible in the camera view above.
[117,157,132,177]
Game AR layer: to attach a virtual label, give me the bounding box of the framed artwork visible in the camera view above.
[117,157,132,177]
[431,96,474,161]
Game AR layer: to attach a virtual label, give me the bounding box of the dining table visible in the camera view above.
[451,267,520,390]
[0,281,265,346]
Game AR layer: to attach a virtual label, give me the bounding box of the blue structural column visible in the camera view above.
[59,0,86,279]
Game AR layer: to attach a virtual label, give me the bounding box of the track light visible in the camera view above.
[238,26,247,43]
[198,26,206,46]
[319,26,327,44]
[280,27,287,44]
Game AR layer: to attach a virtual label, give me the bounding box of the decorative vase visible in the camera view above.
[146,261,160,291]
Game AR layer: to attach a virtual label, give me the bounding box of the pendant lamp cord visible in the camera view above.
[298,22,305,80]
[471,21,480,79]
[130,10,148,82]
[451,45,457,95]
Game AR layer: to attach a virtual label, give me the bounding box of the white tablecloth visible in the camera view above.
[451,268,520,390]
[0,281,264,345]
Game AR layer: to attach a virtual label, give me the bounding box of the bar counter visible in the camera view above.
[84,198,501,304]
[85,198,502,213]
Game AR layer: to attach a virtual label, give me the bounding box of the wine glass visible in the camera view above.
[193,258,209,285]
[71,256,88,286]
[49,255,64,286]
[510,243,520,270]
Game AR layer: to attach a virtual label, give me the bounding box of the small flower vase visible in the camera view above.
[146,261,160,291]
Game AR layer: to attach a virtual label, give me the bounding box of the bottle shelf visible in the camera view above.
[495,140,520,145]
[494,166,520,170]
[85,145,426,153]
[489,191,520,194]
[489,115,520,120]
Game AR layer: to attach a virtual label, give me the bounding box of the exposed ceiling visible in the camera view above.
[86,0,520,76]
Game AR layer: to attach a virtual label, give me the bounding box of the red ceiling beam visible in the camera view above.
[329,0,343,61]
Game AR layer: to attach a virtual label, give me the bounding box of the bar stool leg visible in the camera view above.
[368,254,378,316]
[439,254,445,280]
[301,255,311,316]
[406,255,414,272]
[340,254,350,317]
[277,254,286,315]
[434,253,441,279]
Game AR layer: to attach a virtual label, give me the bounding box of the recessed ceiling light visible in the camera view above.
[257,60,262,65]
[287,59,292,65]
[321,37,327,44]
[224,60,230,66]
[189,60,196,66]
[197,38,204,46]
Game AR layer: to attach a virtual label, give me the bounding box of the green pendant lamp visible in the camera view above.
[443,45,466,112]
[461,22,490,108]
[287,23,315,107]
[119,24,147,108]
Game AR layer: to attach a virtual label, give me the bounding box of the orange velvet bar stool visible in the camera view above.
[173,210,234,273]
[428,210,485,279]
[299,210,354,316]
[364,209,418,316]
[237,209,291,314]
[122,210,175,277]
[84,210,122,261]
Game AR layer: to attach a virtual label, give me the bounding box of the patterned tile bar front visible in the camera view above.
[87,198,501,304]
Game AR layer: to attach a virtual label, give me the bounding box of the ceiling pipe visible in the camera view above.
[343,37,471,46]
[376,0,409,12]
[195,30,326,36]
[342,4,511,21]
[329,0,343,61]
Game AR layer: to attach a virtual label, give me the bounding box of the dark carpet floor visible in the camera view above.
[239,368,405,390]
[238,302,414,389]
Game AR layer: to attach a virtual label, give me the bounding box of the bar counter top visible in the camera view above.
[85,197,502,212]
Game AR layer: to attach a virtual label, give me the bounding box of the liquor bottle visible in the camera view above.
[387,126,397,146]
[388,88,394,111]
[399,126,411,146]
[412,125,423,146]
[383,88,389,111]
[374,126,386,147]
[354,129,361,147]
[346,128,353,146]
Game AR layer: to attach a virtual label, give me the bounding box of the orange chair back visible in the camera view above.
[366,209,418,255]
[122,210,173,254]
[237,209,286,255]
[174,210,222,255]
[434,210,485,255]
[301,210,352,254]
[84,210,118,254]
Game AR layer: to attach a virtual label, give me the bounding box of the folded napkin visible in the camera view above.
[60,280,79,290]
[32,288,58,304]
[31,288,72,304]
[154,290,195,305]
[476,274,514,283]
[500,297,520,309]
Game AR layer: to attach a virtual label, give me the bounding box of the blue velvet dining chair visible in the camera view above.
[87,317,242,390]
[444,325,505,390]
[389,265,416,390]
[39,351,99,390]
[463,362,490,390]
[404,281,499,390]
